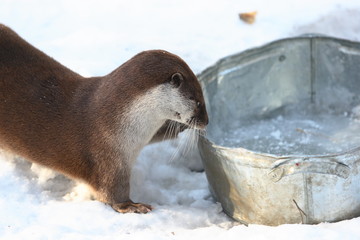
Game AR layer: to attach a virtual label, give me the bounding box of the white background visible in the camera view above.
[1,0,360,239]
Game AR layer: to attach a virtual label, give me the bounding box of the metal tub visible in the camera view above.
[198,35,360,226]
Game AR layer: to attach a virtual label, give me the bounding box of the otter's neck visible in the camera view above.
[119,86,168,158]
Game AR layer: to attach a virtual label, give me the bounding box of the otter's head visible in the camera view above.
[164,70,209,130]
[121,50,209,130]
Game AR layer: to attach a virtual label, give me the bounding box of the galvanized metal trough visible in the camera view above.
[198,35,360,226]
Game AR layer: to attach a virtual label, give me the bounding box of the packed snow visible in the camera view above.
[1,0,360,239]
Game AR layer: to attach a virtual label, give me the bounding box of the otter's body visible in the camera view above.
[0,24,208,213]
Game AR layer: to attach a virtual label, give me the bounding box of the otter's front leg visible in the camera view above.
[149,120,188,144]
[92,160,152,214]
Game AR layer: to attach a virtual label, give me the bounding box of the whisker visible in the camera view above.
[174,122,194,162]
[168,122,184,163]
[162,121,172,142]
[192,123,199,150]
[183,123,193,153]
[169,140,182,163]
[175,122,181,138]
[167,121,174,140]
[167,119,207,164]
[181,120,198,156]
[169,121,176,139]
[182,131,191,156]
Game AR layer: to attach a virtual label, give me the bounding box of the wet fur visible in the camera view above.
[0,24,208,212]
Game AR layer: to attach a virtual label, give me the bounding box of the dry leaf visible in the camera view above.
[239,11,257,24]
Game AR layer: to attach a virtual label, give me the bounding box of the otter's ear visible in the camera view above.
[169,73,183,88]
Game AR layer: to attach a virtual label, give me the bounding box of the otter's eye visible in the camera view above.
[169,73,183,88]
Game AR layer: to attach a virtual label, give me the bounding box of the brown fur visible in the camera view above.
[0,24,208,213]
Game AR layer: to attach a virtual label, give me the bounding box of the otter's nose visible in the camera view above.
[198,103,209,126]
[203,112,209,125]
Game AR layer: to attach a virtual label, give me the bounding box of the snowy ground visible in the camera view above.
[1,0,360,239]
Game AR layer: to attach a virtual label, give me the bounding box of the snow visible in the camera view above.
[1,0,360,239]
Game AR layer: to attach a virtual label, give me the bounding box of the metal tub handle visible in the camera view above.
[268,158,351,182]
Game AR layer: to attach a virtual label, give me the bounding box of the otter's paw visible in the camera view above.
[110,201,153,214]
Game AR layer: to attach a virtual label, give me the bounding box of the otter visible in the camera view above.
[0,24,208,213]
